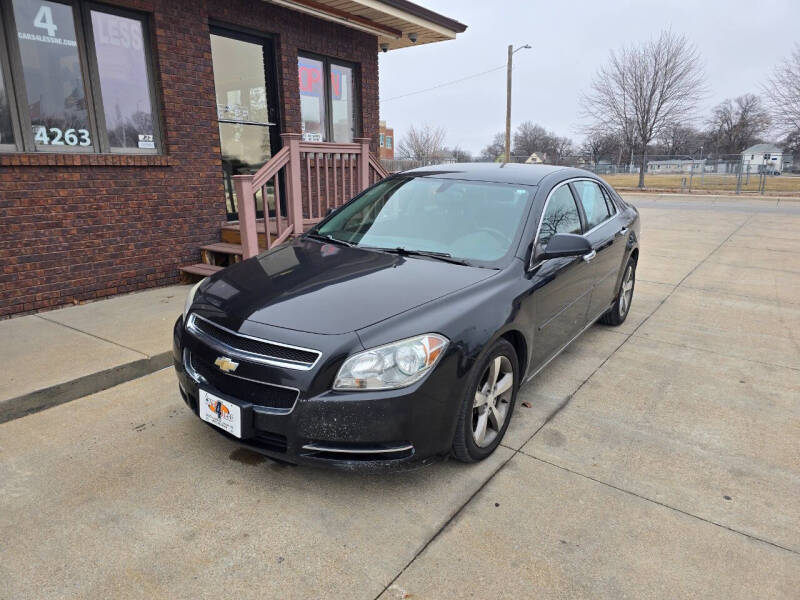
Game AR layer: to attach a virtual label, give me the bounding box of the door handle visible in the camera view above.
[582,249,597,263]
[616,227,629,237]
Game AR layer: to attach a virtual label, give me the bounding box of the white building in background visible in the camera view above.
[646,158,706,174]
[740,143,790,173]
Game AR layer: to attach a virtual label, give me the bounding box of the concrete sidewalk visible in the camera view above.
[0,285,189,423]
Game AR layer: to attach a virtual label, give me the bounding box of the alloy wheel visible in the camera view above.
[472,355,514,447]
[619,264,634,318]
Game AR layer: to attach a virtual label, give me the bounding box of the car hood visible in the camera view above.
[196,238,497,335]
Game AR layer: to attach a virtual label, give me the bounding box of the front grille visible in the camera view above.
[189,315,319,367]
[190,352,298,411]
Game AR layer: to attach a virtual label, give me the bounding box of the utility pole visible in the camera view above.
[504,44,531,163]
[505,45,513,163]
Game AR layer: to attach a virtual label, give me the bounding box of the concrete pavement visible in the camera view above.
[1,194,799,598]
[0,285,189,422]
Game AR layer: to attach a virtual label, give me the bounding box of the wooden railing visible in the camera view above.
[233,133,389,259]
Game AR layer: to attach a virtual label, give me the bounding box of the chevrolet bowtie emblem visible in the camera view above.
[214,356,239,373]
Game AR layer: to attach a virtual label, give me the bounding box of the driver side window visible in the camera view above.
[538,185,582,248]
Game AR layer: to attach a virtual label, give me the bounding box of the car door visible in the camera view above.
[571,179,628,320]
[528,181,595,369]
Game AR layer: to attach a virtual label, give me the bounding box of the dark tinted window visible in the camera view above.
[12,0,93,149]
[538,184,581,246]
[91,10,155,151]
[573,180,612,230]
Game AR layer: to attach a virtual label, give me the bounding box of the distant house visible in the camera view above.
[740,143,788,173]
[525,152,547,164]
[647,159,706,174]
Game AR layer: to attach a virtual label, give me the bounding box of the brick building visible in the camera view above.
[379,119,394,159]
[0,0,465,317]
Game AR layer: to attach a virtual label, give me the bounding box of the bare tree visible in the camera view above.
[479,132,505,161]
[763,44,800,138]
[512,122,551,158]
[447,145,473,163]
[707,94,770,155]
[581,130,623,166]
[656,123,704,155]
[511,121,574,163]
[395,124,446,164]
[582,30,706,187]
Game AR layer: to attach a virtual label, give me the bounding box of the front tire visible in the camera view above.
[452,339,518,463]
[599,257,636,326]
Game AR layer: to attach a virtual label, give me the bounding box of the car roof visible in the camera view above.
[400,162,570,186]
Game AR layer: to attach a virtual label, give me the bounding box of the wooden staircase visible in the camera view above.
[179,133,389,282]
[179,218,294,281]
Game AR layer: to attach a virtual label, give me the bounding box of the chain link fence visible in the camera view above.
[382,154,799,195]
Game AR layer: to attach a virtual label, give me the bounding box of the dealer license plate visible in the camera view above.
[199,389,242,438]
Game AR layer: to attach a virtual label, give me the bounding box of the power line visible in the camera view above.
[379,63,510,104]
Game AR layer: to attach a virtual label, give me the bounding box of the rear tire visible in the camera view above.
[452,339,518,463]
[599,257,636,326]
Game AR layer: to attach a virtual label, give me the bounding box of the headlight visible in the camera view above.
[333,334,448,391]
[183,279,204,321]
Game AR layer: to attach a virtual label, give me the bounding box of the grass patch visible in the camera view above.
[601,173,800,194]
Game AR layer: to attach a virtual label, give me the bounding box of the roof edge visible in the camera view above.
[374,0,467,33]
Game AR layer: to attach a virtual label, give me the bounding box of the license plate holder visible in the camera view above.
[199,389,242,438]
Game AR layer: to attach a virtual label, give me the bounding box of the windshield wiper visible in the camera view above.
[364,246,472,266]
[306,232,354,247]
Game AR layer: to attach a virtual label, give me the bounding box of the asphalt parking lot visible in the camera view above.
[1,195,799,599]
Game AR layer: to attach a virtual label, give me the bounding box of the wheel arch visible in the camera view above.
[499,329,528,380]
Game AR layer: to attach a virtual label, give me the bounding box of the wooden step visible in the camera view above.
[180,263,224,278]
[221,227,268,247]
[200,242,244,256]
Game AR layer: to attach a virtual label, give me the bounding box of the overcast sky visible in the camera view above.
[378,0,800,155]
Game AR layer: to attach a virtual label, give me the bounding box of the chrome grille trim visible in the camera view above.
[185,349,300,415]
[301,443,414,454]
[186,313,321,371]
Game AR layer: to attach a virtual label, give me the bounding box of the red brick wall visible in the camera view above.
[0,0,379,318]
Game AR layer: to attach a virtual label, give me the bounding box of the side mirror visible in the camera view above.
[539,233,593,260]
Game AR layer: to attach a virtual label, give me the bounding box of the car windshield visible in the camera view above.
[313,176,535,265]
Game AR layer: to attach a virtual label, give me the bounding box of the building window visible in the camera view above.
[385,136,392,149]
[379,133,384,147]
[0,0,160,153]
[298,52,357,143]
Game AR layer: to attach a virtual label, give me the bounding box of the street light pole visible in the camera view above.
[504,44,531,163]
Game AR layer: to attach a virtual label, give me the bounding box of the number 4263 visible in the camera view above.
[33,126,91,147]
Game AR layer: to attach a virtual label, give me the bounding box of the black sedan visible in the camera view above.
[174,163,640,469]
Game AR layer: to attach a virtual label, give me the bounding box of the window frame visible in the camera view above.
[0,4,23,151]
[0,0,162,154]
[298,50,359,143]
[82,1,162,154]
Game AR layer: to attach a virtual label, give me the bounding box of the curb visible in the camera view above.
[0,352,173,424]
[617,189,800,202]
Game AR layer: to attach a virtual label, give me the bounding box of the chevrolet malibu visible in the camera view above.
[174,163,640,469]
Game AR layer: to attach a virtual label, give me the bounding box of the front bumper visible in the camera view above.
[173,317,463,470]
